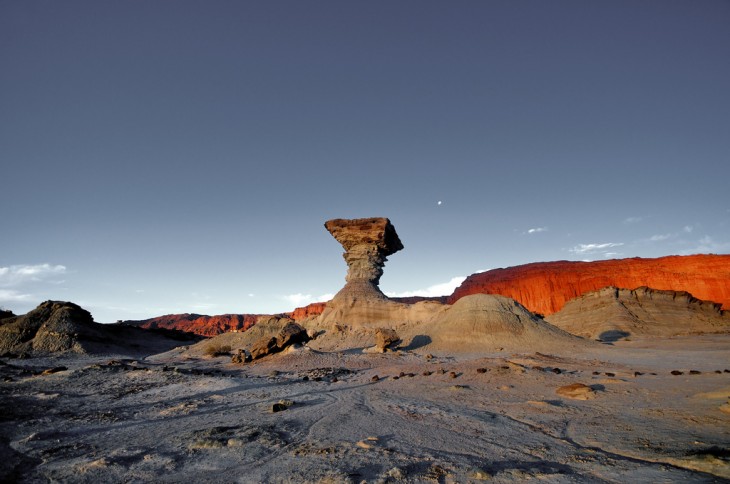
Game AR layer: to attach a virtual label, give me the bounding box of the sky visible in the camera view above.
[1,1,729,323]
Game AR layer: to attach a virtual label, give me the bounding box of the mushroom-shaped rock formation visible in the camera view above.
[315,217,443,328]
[324,217,404,303]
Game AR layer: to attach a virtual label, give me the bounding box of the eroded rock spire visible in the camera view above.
[324,217,403,302]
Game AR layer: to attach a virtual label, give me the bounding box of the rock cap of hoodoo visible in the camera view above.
[324,217,404,303]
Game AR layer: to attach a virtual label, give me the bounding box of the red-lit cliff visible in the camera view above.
[124,313,262,337]
[448,254,730,316]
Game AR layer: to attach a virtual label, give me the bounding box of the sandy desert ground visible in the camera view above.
[2,334,729,483]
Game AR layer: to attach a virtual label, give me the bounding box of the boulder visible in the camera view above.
[250,336,278,360]
[276,322,310,348]
[375,328,400,351]
[248,322,310,360]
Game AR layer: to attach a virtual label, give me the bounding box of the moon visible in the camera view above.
[437,200,442,205]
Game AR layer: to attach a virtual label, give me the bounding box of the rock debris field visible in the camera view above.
[2,335,730,483]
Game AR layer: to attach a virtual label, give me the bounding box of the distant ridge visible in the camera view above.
[122,313,277,337]
[449,254,730,315]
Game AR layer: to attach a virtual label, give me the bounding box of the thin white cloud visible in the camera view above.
[281,293,334,308]
[649,233,672,242]
[680,235,730,255]
[0,289,31,302]
[0,264,66,287]
[683,225,694,233]
[623,217,642,224]
[569,243,624,255]
[526,227,548,234]
[386,276,466,298]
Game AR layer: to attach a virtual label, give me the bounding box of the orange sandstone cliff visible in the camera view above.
[124,313,263,337]
[448,254,730,316]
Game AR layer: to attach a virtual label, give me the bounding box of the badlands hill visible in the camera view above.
[546,286,730,341]
[449,254,730,315]
[0,301,200,357]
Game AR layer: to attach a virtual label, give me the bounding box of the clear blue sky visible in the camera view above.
[2,1,729,322]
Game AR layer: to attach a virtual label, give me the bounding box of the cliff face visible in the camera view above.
[125,313,262,337]
[448,254,730,315]
[288,302,328,321]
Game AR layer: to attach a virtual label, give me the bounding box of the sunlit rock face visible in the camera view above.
[449,254,730,315]
[324,217,404,304]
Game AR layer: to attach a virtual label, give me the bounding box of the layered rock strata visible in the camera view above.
[545,286,730,340]
[324,217,404,303]
[449,254,730,315]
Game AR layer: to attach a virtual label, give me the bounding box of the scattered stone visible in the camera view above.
[40,366,67,376]
[556,383,596,400]
[449,371,458,379]
[715,370,723,374]
[331,377,338,383]
[437,368,446,375]
[356,440,374,449]
[451,384,469,390]
[551,368,562,374]
[671,370,684,375]
[592,371,600,375]
[724,369,730,373]
[425,354,434,360]
[268,370,280,378]
[471,469,493,480]
[476,368,487,374]
[604,372,615,377]
[720,403,730,414]
[3,376,13,382]
[302,376,309,381]
[272,399,294,413]
[422,371,432,376]
[634,371,644,377]
[399,371,406,378]
[386,467,406,479]
[532,366,544,371]
[689,370,702,375]
[231,349,251,364]
[392,376,399,380]
[371,375,380,382]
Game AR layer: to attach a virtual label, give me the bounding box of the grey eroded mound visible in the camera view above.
[409,294,589,354]
[0,301,201,357]
[546,286,730,341]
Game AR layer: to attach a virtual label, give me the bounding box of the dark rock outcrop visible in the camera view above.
[248,321,310,361]
[0,301,201,356]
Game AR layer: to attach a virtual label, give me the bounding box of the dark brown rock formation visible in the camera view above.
[0,301,200,356]
[248,321,310,361]
[449,255,730,315]
[324,217,403,303]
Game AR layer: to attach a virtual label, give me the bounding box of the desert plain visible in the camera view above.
[1,218,729,483]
